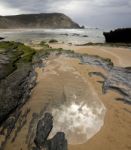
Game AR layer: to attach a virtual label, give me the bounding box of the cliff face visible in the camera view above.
[0,13,80,29]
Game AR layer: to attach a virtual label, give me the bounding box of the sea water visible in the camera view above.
[0,28,106,44]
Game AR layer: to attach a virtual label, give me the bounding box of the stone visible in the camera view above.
[34,113,53,148]
[47,132,67,150]
[103,28,131,43]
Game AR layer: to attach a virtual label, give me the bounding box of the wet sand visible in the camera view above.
[50,43,131,67]
[3,54,106,150]
[1,43,131,150]
[50,43,131,150]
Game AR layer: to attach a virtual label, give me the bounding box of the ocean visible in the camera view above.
[0,28,106,44]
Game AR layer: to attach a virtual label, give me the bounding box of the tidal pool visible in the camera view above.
[41,55,107,145]
[50,100,106,144]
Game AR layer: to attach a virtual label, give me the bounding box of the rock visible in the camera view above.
[49,39,58,43]
[0,37,4,40]
[103,28,131,43]
[82,35,88,37]
[0,42,36,124]
[34,113,67,150]
[34,113,53,148]
[0,64,36,124]
[88,67,131,104]
[47,132,67,150]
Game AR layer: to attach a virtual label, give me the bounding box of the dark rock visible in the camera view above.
[49,39,58,43]
[88,66,131,104]
[34,113,67,150]
[0,37,4,40]
[82,35,88,37]
[34,113,53,148]
[0,64,36,124]
[88,72,106,80]
[104,28,131,43]
[0,42,36,124]
[47,132,67,150]
[80,55,113,70]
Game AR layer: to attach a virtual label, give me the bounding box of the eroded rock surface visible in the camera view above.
[33,113,67,150]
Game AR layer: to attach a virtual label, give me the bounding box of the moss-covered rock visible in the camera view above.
[0,41,36,124]
[0,41,36,80]
[49,39,58,43]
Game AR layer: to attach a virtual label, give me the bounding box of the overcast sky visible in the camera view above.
[0,0,131,29]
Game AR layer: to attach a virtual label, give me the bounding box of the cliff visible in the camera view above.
[0,13,80,29]
[103,28,131,43]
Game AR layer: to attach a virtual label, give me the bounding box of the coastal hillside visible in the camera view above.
[0,13,80,29]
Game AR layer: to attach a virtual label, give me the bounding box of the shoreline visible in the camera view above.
[49,43,131,67]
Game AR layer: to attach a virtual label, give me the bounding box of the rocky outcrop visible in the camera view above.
[34,113,53,148]
[0,13,80,29]
[47,132,67,150]
[0,42,36,124]
[103,28,131,43]
[0,64,36,123]
[33,113,67,150]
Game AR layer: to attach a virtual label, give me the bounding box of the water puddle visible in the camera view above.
[43,55,106,145]
[51,101,105,144]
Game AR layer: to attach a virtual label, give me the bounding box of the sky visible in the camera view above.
[0,0,131,29]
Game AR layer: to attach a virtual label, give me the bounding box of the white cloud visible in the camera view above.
[0,0,131,28]
[0,3,24,16]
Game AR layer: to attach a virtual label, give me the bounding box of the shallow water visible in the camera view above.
[44,55,106,145]
[0,28,105,44]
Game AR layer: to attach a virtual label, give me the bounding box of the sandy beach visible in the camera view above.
[50,43,131,67]
[0,0,131,149]
[49,43,131,150]
[1,43,131,150]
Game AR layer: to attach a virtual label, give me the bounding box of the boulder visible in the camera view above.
[34,113,68,150]
[103,28,131,43]
[47,132,67,150]
[34,113,53,147]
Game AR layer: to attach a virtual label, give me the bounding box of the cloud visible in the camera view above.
[0,0,131,28]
